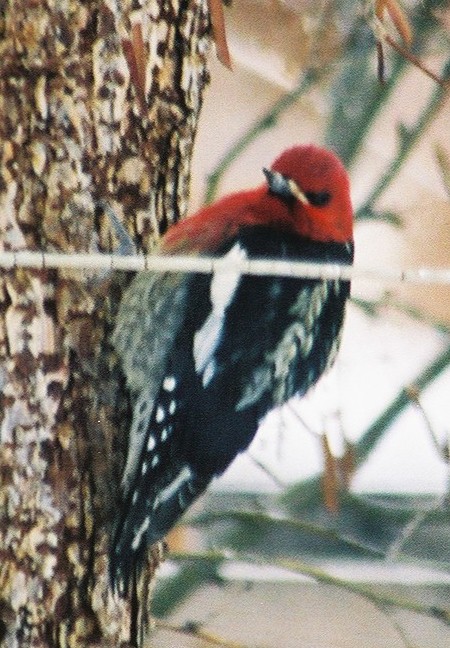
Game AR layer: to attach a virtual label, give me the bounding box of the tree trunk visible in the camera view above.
[0,1,210,646]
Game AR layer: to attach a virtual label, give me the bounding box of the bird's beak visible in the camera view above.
[263,168,310,205]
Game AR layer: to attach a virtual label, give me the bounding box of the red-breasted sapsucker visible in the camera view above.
[110,144,354,592]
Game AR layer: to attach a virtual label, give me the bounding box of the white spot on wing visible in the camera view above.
[194,243,247,386]
[131,517,150,551]
[163,376,176,391]
[147,435,156,451]
[157,465,193,505]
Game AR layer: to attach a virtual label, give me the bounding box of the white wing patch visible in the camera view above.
[193,243,247,386]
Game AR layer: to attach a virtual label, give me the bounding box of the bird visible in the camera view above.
[110,144,354,593]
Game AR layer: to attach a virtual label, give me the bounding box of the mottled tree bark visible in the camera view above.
[0,1,210,646]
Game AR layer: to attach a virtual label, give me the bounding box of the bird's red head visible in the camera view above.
[163,144,353,254]
[266,144,353,243]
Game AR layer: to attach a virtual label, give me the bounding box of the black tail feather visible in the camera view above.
[109,463,209,595]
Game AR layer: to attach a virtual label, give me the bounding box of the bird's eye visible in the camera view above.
[305,191,331,207]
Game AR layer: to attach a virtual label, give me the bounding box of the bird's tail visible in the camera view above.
[110,461,209,595]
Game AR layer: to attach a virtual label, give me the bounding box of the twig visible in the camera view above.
[375,0,413,47]
[207,0,232,69]
[385,492,448,561]
[285,401,322,439]
[355,344,450,465]
[383,392,449,563]
[435,144,450,200]
[385,34,449,88]
[247,453,286,489]
[352,292,450,335]
[357,57,450,217]
[156,619,252,648]
[379,293,450,334]
[371,598,421,648]
[290,344,450,499]
[377,39,386,83]
[169,549,450,623]
[190,510,386,558]
[121,22,147,114]
[406,386,449,460]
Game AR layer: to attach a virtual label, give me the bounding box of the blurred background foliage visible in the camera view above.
[151,0,450,637]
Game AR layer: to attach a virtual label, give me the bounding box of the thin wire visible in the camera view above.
[0,250,449,284]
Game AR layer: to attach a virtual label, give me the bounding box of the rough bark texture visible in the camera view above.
[0,1,210,646]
